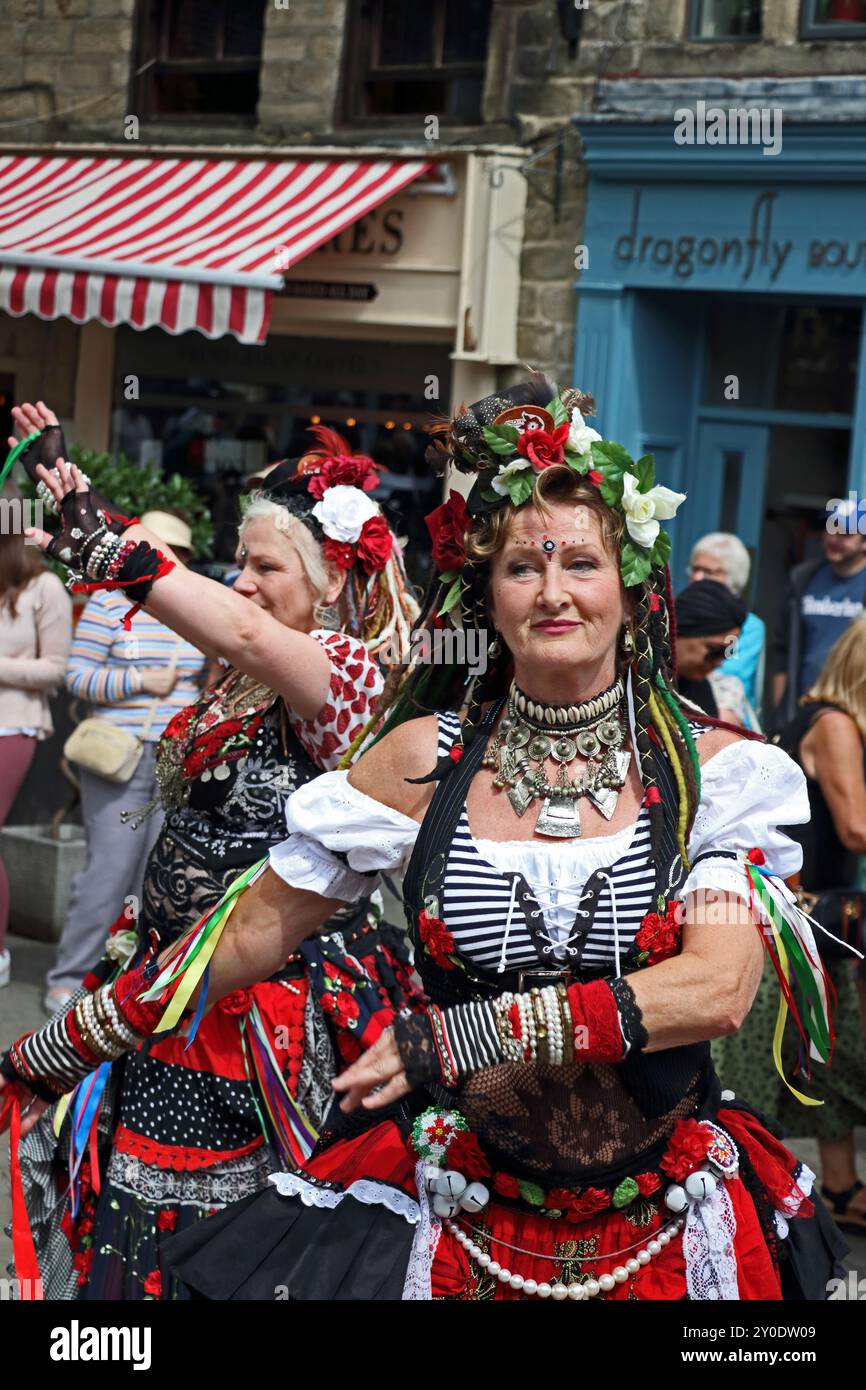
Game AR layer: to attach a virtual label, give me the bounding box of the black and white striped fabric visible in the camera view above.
[17,1011,95,1093]
[435,711,703,974]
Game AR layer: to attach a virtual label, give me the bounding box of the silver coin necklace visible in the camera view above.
[480,677,630,839]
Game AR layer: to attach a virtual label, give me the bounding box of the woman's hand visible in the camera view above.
[24,457,93,555]
[330,1027,411,1113]
[0,1072,50,1138]
[7,399,59,452]
[140,667,179,697]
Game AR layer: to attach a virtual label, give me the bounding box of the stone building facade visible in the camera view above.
[0,0,865,388]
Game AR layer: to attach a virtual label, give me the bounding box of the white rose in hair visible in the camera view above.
[568,409,602,456]
[621,472,685,549]
[312,485,379,542]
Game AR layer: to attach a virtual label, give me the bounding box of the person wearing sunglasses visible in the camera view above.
[675,580,747,724]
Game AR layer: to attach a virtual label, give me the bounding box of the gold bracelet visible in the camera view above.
[557,983,574,1065]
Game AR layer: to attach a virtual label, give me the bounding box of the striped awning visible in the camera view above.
[0,153,430,345]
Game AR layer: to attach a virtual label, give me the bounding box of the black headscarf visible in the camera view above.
[675,579,746,637]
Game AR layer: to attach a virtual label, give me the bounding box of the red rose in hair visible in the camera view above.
[156,1209,178,1231]
[634,900,683,966]
[636,1171,661,1197]
[143,1269,163,1298]
[588,470,604,487]
[218,989,252,1017]
[417,909,457,971]
[307,455,380,500]
[323,538,356,571]
[425,490,468,573]
[448,1130,492,1181]
[660,1118,712,1182]
[356,514,393,574]
[516,422,570,471]
[493,1172,520,1199]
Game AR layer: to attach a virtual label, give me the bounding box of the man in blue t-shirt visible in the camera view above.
[771,506,866,726]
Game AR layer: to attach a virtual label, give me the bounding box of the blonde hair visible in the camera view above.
[238,495,335,624]
[803,615,866,740]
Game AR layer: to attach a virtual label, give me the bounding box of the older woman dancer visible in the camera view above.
[0,408,416,1299]
[4,379,845,1301]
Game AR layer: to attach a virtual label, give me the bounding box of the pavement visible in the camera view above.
[1,930,865,1295]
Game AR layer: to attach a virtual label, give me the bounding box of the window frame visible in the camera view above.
[799,0,866,39]
[688,0,763,43]
[339,0,490,127]
[132,0,266,126]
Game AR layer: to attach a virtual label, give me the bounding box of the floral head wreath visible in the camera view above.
[256,424,417,665]
[425,373,686,602]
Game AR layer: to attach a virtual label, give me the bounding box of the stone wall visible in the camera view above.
[2,0,866,386]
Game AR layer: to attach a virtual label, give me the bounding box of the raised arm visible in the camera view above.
[30,459,336,720]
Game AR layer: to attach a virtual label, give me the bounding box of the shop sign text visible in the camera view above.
[614,189,866,284]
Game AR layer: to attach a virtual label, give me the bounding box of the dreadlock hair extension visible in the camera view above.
[648,685,691,867]
[630,585,667,863]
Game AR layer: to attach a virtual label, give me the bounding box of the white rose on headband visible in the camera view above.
[567,409,602,456]
[621,472,686,548]
[312,485,379,542]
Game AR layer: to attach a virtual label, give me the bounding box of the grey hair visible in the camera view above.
[238,495,337,625]
[689,531,751,596]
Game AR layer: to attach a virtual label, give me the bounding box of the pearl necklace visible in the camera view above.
[445,1215,685,1300]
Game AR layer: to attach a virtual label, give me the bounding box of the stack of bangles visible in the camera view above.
[0,962,162,1102]
[491,984,572,1065]
[396,977,647,1090]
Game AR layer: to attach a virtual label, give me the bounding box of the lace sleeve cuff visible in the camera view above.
[268,832,379,902]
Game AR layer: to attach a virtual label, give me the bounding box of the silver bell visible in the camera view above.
[459,1182,490,1213]
[432,1192,460,1220]
[434,1170,467,1202]
[684,1170,717,1203]
[664,1184,689,1214]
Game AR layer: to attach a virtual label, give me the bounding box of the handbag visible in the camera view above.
[795,885,866,962]
[64,634,182,785]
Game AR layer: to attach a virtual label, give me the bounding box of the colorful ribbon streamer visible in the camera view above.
[139,857,268,1033]
[240,1002,318,1167]
[746,861,834,1106]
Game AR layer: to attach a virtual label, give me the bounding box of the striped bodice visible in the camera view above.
[435,711,687,975]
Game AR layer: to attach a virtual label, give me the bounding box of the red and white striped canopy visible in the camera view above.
[0,153,429,345]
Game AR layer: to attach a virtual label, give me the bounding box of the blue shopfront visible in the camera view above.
[571,114,866,627]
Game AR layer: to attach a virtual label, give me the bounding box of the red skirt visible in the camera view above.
[303,1106,813,1301]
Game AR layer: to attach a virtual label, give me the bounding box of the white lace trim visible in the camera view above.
[402,1159,441,1300]
[268,1170,420,1224]
[683,1181,740,1301]
[269,832,377,903]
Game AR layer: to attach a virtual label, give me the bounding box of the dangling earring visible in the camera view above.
[488,629,502,658]
[621,627,634,654]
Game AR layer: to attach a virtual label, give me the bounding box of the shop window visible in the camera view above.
[341,0,492,123]
[110,327,450,574]
[800,0,866,37]
[689,0,762,40]
[702,302,860,414]
[132,0,266,122]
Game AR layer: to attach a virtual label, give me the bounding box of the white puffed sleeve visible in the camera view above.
[268,770,421,902]
[680,741,809,904]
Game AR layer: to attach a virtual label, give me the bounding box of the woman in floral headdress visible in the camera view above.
[0,404,417,1300]
[4,378,848,1301]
